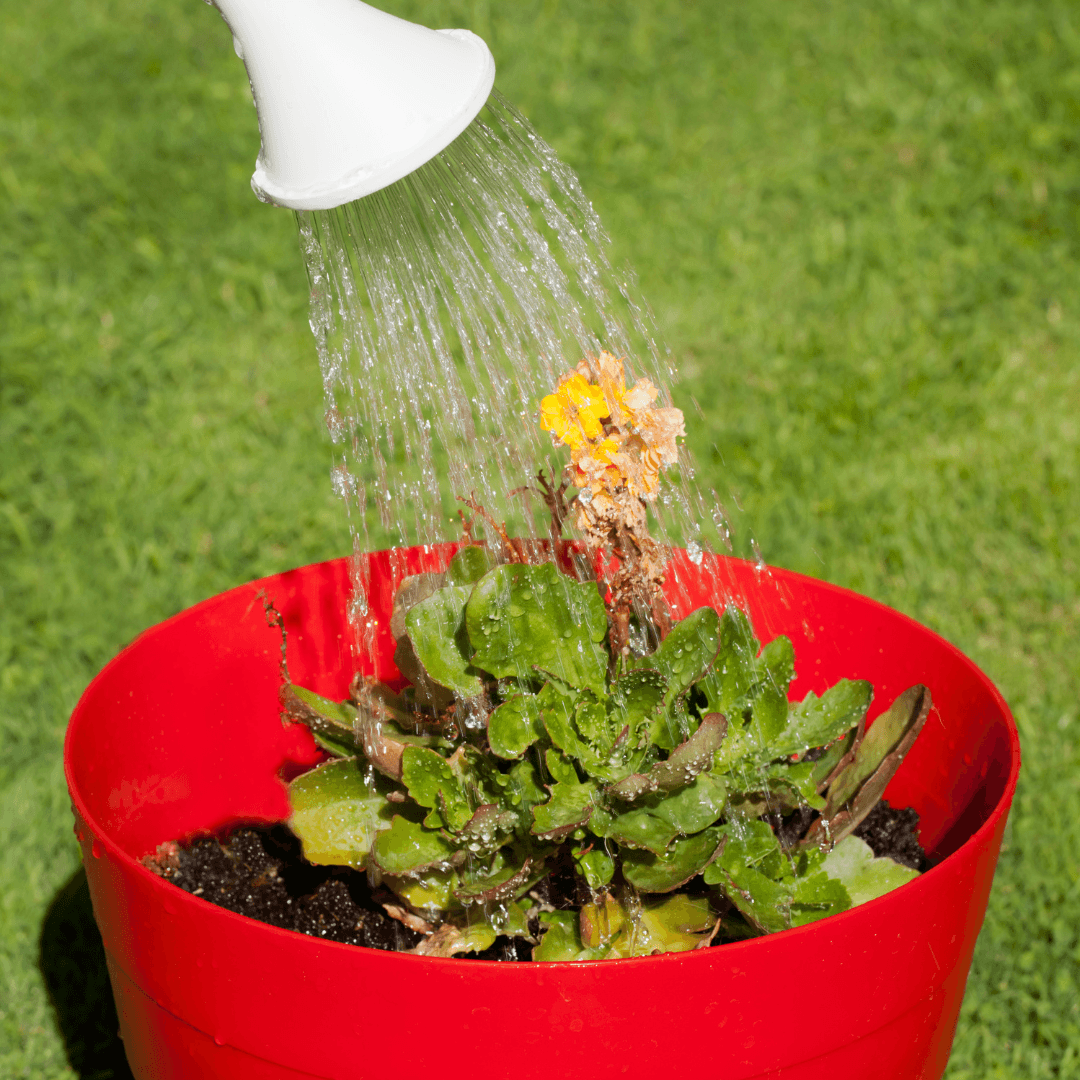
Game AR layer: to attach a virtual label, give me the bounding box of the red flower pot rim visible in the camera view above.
[65,548,1020,971]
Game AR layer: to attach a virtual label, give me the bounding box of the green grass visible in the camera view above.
[2,0,1078,1075]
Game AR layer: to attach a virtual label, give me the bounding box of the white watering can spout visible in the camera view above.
[209,0,495,210]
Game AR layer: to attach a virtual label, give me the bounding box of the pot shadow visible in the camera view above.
[39,866,134,1080]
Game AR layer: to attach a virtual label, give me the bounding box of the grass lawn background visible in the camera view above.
[2,0,1077,1075]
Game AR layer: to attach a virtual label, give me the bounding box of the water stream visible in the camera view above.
[297,90,752,651]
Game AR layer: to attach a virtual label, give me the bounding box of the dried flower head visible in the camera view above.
[539,352,685,653]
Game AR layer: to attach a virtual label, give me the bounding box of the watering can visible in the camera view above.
[210,0,496,210]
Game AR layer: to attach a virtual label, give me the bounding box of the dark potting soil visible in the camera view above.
[147,800,927,959]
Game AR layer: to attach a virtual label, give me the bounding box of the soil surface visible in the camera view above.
[147,800,927,958]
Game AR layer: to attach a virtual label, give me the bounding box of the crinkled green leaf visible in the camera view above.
[622,827,724,892]
[454,856,535,904]
[405,584,482,696]
[629,606,720,701]
[745,635,795,747]
[762,759,826,811]
[608,669,667,744]
[542,693,594,763]
[457,803,519,853]
[496,898,534,939]
[607,713,727,799]
[531,778,597,839]
[649,695,694,751]
[710,861,793,933]
[821,835,920,906]
[466,562,609,696]
[390,573,453,707]
[400,745,473,831]
[789,871,852,926]
[281,684,359,753]
[287,758,396,869]
[372,815,459,874]
[770,680,873,760]
[704,819,780,883]
[446,545,498,585]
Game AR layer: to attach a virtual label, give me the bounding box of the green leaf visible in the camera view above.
[534,911,605,962]
[371,815,459,874]
[827,686,929,810]
[746,635,795,747]
[413,920,498,957]
[310,728,360,759]
[383,868,459,914]
[606,894,717,957]
[389,573,446,641]
[597,806,679,854]
[287,759,396,869]
[809,728,856,789]
[488,692,544,759]
[466,562,609,696]
[573,843,615,889]
[579,894,630,948]
[400,745,473,831]
[622,827,724,892]
[629,606,720,701]
[762,759,826,811]
[804,686,932,848]
[650,772,728,834]
[504,757,548,817]
[770,680,873,760]
[405,584,482,696]
[821,835,920,906]
[699,606,761,715]
[544,747,579,786]
[280,684,358,752]
[282,684,357,728]
[446,545,499,585]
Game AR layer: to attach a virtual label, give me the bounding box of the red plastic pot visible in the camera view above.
[65,548,1019,1080]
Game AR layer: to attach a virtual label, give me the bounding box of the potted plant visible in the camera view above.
[65,354,1019,1079]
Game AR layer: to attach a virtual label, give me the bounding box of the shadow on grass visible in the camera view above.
[39,867,134,1080]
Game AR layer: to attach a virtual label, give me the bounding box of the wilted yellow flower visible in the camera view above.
[540,373,609,450]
